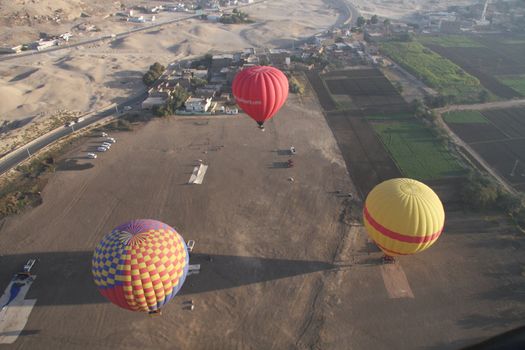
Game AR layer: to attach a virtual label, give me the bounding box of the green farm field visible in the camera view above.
[379,41,483,102]
[443,110,489,124]
[497,75,525,96]
[372,120,465,180]
[418,35,484,48]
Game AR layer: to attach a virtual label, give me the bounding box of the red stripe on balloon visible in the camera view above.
[363,206,443,244]
[374,242,409,256]
[100,286,130,310]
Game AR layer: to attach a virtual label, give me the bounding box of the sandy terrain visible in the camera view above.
[0,80,524,350]
[1,0,524,348]
[0,0,341,156]
[0,89,356,349]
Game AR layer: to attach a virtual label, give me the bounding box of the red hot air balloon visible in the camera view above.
[232,66,289,130]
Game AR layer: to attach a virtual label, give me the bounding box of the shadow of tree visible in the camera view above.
[56,159,95,171]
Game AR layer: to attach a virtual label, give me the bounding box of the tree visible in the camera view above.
[171,86,190,110]
[289,76,305,94]
[460,172,500,210]
[371,15,379,24]
[191,77,207,88]
[357,16,366,27]
[383,19,391,26]
[203,54,213,68]
[143,62,165,86]
[479,89,489,102]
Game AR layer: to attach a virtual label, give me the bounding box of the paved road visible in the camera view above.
[0,0,353,175]
[0,92,147,175]
[0,1,268,63]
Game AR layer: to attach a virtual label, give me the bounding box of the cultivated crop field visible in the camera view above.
[306,69,462,195]
[444,108,525,191]
[323,111,401,197]
[379,41,484,102]
[320,68,409,113]
[372,119,465,180]
[421,34,525,99]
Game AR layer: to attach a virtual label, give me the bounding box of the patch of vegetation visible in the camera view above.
[191,77,208,88]
[379,41,484,103]
[288,76,305,94]
[219,8,253,24]
[372,120,465,179]
[497,75,525,96]
[418,35,484,48]
[365,113,412,121]
[0,153,58,219]
[443,111,489,124]
[154,86,190,117]
[103,118,133,131]
[460,171,525,228]
[143,62,166,86]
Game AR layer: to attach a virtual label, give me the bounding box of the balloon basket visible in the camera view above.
[148,309,162,316]
[381,255,396,264]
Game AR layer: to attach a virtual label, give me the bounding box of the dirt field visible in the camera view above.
[0,91,358,349]
[1,86,525,350]
[323,111,401,198]
[322,69,409,113]
[445,107,525,191]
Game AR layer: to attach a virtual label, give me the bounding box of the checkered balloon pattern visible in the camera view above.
[92,219,189,312]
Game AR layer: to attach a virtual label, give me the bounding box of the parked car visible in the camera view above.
[101,132,108,137]
[101,142,112,148]
[97,146,108,152]
[123,105,132,111]
[106,138,116,143]
[87,153,97,159]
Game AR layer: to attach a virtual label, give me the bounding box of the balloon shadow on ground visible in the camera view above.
[0,252,335,307]
[0,330,40,337]
[269,162,293,169]
[55,159,94,171]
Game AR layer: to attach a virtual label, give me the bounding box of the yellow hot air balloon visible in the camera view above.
[363,178,445,257]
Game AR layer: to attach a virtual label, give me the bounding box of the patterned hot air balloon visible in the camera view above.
[232,65,289,129]
[363,178,445,257]
[92,219,189,313]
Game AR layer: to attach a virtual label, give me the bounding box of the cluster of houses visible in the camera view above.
[0,32,73,54]
[405,1,525,33]
[142,49,264,114]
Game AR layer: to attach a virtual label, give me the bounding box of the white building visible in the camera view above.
[0,45,22,54]
[36,40,58,51]
[185,97,212,112]
[142,97,166,109]
[128,16,145,23]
